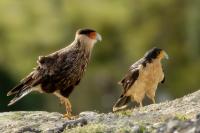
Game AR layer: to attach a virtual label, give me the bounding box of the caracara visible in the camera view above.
[113,47,168,112]
[7,28,102,119]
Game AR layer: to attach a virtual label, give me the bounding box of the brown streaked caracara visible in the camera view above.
[113,47,168,112]
[7,28,102,119]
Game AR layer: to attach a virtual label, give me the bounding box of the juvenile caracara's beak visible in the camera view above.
[163,51,169,60]
[160,50,169,60]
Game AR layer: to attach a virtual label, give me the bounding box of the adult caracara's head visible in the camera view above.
[144,47,169,61]
[75,28,102,46]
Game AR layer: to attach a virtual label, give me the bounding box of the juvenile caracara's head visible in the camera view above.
[75,28,102,46]
[144,47,169,61]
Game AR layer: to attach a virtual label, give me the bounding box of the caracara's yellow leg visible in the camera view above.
[152,98,156,104]
[63,98,79,120]
[146,90,156,104]
[64,98,72,115]
[53,92,76,119]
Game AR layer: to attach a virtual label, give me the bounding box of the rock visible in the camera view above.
[1,90,200,133]
[0,111,87,133]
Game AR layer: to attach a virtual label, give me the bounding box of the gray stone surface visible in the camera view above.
[1,90,200,133]
[0,111,87,133]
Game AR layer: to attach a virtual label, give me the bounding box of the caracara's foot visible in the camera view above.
[63,113,72,120]
[63,113,79,120]
[63,114,79,120]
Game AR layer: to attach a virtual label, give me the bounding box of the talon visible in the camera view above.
[63,113,72,120]
[63,113,78,120]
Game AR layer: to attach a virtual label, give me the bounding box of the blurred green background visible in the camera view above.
[0,0,200,114]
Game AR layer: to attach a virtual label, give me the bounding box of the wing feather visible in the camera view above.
[119,68,139,94]
[118,58,145,94]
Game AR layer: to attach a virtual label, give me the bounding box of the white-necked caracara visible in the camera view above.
[7,28,102,119]
[113,47,168,112]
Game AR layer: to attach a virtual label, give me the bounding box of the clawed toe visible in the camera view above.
[63,113,78,120]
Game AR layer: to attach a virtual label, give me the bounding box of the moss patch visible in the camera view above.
[115,109,132,117]
[175,114,190,121]
[64,124,108,133]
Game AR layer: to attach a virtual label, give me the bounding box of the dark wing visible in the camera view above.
[113,57,153,111]
[118,58,144,94]
[113,59,144,111]
[33,46,78,85]
[118,68,139,94]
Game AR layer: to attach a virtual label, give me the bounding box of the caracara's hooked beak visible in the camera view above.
[96,33,102,42]
[162,51,169,60]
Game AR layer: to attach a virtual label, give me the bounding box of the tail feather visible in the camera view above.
[7,74,33,96]
[113,95,131,112]
[7,73,35,106]
[8,88,33,106]
[7,83,25,96]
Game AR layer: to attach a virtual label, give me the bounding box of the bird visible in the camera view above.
[7,28,102,119]
[113,47,168,112]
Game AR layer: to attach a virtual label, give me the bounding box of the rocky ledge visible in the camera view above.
[1,90,200,133]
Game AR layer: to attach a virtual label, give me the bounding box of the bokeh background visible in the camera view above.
[0,0,200,113]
